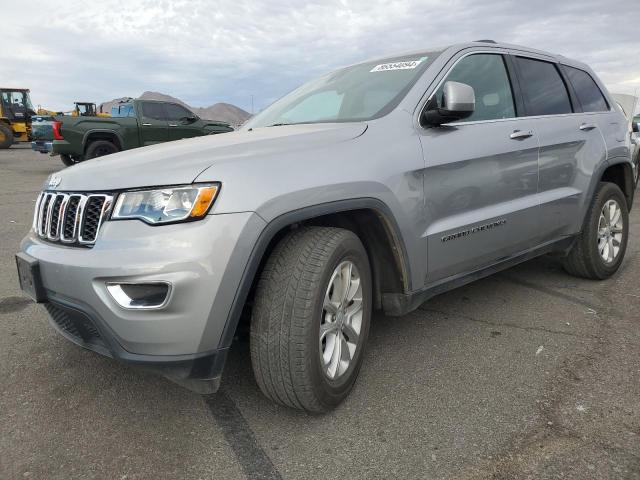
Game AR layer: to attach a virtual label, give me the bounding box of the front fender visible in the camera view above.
[205,197,412,352]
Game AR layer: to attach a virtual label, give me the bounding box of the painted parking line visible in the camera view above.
[204,391,282,480]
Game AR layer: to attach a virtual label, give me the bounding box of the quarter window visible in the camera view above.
[563,66,609,113]
[141,102,166,120]
[435,54,516,122]
[515,57,573,116]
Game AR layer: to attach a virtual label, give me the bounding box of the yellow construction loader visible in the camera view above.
[71,102,110,117]
[0,88,36,149]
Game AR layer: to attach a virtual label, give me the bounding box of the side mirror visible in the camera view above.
[423,81,475,126]
[632,122,639,133]
[182,115,197,124]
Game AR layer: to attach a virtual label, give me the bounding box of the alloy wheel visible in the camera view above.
[597,199,624,264]
[320,260,364,380]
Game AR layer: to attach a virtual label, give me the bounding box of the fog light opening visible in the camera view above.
[106,282,171,309]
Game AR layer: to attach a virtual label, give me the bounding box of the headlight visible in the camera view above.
[112,184,219,224]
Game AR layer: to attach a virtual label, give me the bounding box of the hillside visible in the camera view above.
[99,92,251,127]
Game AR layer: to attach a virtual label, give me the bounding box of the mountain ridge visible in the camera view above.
[99,92,251,126]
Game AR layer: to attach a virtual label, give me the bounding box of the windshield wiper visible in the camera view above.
[267,123,291,127]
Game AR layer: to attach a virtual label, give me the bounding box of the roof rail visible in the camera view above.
[475,39,497,44]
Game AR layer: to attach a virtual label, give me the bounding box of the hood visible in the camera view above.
[611,93,638,123]
[48,123,367,191]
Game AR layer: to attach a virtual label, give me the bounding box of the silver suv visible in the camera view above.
[16,41,635,412]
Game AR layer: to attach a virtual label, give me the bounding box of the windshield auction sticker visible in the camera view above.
[370,57,427,72]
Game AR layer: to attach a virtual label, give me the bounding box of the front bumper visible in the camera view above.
[19,212,266,388]
[45,295,227,393]
[31,140,53,154]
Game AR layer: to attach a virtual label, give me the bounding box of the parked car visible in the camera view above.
[634,115,640,185]
[49,99,234,166]
[16,41,635,412]
[30,115,56,155]
[612,94,640,186]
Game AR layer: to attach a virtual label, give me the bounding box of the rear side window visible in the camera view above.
[435,54,516,122]
[515,57,573,116]
[164,103,194,121]
[141,102,166,120]
[563,66,609,112]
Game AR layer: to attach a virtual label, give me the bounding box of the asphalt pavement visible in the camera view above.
[1,145,639,479]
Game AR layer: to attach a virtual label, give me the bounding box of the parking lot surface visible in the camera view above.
[1,145,639,479]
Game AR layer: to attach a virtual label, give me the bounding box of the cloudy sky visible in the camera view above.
[3,0,639,113]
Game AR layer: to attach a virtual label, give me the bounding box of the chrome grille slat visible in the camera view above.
[33,191,113,247]
[47,194,66,240]
[60,195,82,243]
[32,193,43,231]
[38,193,53,236]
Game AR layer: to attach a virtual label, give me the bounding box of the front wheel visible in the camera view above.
[0,123,13,149]
[563,182,629,279]
[250,227,372,413]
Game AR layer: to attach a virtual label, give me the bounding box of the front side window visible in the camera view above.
[515,57,573,116]
[563,66,609,113]
[165,103,194,121]
[244,52,441,128]
[434,54,516,122]
[141,102,166,120]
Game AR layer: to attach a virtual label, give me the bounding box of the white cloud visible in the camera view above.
[2,0,639,111]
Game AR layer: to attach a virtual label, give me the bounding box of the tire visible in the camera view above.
[0,123,14,149]
[60,154,80,167]
[85,140,119,159]
[563,182,629,280]
[250,227,372,413]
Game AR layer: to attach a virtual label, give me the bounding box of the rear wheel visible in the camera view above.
[60,154,81,167]
[85,140,119,159]
[563,182,629,279]
[250,227,372,413]
[0,123,13,149]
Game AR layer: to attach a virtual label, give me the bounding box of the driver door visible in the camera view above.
[165,103,203,140]
[418,53,541,282]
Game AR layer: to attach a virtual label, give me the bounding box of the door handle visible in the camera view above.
[579,123,597,131]
[509,130,533,140]
[142,123,152,126]
[168,124,178,127]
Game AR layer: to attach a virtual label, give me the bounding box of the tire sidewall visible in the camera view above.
[0,123,14,149]
[307,234,372,409]
[585,183,629,277]
[86,140,118,159]
[60,154,78,167]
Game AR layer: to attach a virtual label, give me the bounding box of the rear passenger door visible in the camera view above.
[138,101,169,146]
[512,56,607,241]
[420,52,540,282]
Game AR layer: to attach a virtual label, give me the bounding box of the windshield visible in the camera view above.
[244,52,440,129]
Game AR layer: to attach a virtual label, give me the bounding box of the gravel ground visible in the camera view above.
[1,145,639,479]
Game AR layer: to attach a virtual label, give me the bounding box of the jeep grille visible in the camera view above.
[33,192,114,246]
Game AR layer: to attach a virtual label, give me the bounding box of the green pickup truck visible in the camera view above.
[44,99,233,166]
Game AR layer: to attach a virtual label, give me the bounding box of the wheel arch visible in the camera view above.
[600,159,635,211]
[217,198,412,350]
[577,157,635,232]
[82,129,123,152]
